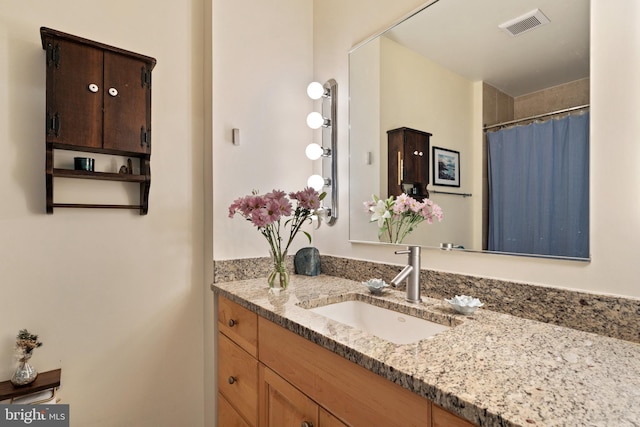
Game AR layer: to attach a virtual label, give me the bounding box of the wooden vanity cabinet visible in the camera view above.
[216,295,479,427]
[387,127,432,199]
[40,27,156,214]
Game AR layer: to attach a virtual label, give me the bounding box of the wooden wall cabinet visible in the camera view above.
[217,295,478,427]
[40,27,156,214]
[387,127,432,199]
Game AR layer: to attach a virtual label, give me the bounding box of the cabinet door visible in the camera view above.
[387,129,404,197]
[103,51,151,155]
[260,364,318,427]
[218,393,252,427]
[402,131,429,188]
[45,37,103,149]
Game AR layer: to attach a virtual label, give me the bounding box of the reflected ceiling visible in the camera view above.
[385,0,589,97]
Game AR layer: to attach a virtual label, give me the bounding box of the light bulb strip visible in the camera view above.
[307,79,337,226]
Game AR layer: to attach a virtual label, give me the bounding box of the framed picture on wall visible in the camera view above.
[432,147,460,187]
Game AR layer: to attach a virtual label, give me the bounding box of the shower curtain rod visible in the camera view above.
[483,104,590,131]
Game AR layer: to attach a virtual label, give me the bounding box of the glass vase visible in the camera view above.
[11,353,38,386]
[267,255,289,291]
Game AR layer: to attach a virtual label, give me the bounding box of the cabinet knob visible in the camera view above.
[108,87,118,97]
[301,422,314,427]
[88,83,99,93]
[228,319,237,327]
[228,376,237,385]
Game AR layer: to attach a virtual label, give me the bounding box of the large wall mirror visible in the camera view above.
[349,0,590,260]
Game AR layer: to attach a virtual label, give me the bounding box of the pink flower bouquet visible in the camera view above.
[229,188,325,289]
[364,193,443,244]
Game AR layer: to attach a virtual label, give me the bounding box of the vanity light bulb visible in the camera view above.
[306,112,326,129]
[305,143,324,160]
[307,174,325,191]
[307,82,325,100]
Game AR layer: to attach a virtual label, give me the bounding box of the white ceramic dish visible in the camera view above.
[362,279,389,295]
[445,295,484,315]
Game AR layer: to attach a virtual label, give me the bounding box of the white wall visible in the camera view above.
[0,1,208,426]
[312,0,640,299]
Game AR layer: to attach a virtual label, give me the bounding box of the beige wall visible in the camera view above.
[515,78,590,119]
[379,36,475,248]
[0,1,208,426]
[211,0,314,261]
[312,0,640,299]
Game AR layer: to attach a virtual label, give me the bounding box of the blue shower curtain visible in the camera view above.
[486,112,589,258]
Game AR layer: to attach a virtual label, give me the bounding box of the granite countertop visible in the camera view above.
[212,275,640,427]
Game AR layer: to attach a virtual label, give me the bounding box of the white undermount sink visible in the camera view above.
[308,300,450,345]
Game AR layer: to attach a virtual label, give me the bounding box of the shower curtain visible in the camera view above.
[486,112,589,258]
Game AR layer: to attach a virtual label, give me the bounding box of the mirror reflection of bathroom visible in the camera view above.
[349,0,590,260]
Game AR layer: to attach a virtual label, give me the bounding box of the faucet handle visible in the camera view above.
[394,249,410,255]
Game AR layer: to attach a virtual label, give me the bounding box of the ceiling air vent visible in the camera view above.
[499,9,550,37]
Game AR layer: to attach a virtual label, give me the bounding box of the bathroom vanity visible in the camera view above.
[217,295,473,427]
[213,275,640,426]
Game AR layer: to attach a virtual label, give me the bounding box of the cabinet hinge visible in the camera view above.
[141,66,152,89]
[46,111,60,137]
[140,127,151,148]
[46,43,61,69]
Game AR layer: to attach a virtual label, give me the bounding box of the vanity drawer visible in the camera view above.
[218,332,259,426]
[218,295,258,357]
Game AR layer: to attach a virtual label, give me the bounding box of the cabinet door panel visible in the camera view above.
[403,133,429,186]
[218,393,252,427]
[45,38,103,149]
[103,51,150,154]
[260,364,318,427]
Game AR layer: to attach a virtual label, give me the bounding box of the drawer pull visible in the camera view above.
[301,422,314,427]
[228,376,237,385]
[228,319,237,327]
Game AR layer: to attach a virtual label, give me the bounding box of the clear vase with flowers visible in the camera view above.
[229,187,325,290]
[11,329,43,386]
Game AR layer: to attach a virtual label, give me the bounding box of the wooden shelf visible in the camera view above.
[0,369,61,401]
[52,203,143,210]
[53,168,147,183]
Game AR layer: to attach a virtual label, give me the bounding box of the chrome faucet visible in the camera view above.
[390,245,422,303]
